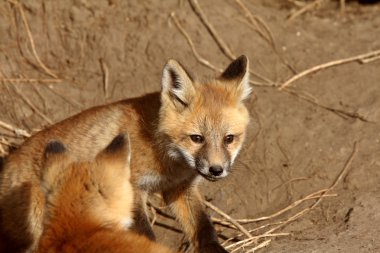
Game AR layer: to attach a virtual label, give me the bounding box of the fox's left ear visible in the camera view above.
[220,55,252,102]
[161,59,195,110]
[41,140,69,190]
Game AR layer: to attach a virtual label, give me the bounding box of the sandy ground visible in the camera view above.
[0,0,379,252]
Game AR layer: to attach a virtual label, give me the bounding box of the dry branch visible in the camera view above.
[171,12,271,87]
[287,0,326,21]
[12,84,53,125]
[188,0,274,85]
[8,0,58,79]
[170,13,222,73]
[0,120,31,137]
[99,58,109,99]
[0,78,62,84]
[279,49,380,90]
[204,201,253,240]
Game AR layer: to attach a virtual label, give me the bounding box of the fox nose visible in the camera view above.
[209,166,224,177]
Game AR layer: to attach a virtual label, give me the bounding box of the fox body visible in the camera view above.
[37,134,176,253]
[0,56,251,253]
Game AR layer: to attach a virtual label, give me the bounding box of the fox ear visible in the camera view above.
[41,140,68,187]
[43,140,67,167]
[220,55,252,102]
[96,133,131,175]
[161,59,195,110]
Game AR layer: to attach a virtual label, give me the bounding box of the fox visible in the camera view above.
[0,55,252,253]
[36,133,176,253]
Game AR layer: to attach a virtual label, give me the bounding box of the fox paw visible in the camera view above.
[200,242,228,253]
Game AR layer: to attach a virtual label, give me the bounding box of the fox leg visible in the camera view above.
[163,185,227,253]
[130,190,156,240]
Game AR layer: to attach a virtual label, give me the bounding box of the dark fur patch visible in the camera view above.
[196,211,219,247]
[130,201,156,241]
[45,140,66,154]
[105,134,125,153]
[221,55,247,80]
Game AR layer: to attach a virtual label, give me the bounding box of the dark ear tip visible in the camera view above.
[220,55,249,80]
[45,140,66,155]
[237,55,248,62]
[105,133,127,153]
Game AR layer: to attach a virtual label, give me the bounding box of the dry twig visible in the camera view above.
[204,201,253,240]
[171,12,271,87]
[99,58,109,99]
[0,78,62,84]
[12,84,53,125]
[287,0,326,21]
[188,0,274,85]
[279,49,380,90]
[8,0,58,79]
[0,120,31,137]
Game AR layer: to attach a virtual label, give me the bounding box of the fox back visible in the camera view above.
[37,133,175,253]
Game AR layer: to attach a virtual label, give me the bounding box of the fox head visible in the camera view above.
[41,133,134,230]
[159,55,251,181]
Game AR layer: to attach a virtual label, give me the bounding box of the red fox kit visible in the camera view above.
[0,55,251,253]
[37,134,176,253]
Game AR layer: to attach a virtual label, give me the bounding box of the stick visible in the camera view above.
[170,13,222,73]
[260,142,358,235]
[225,233,288,250]
[287,0,325,21]
[0,78,62,84]
[283,88,373,122]
[235,191,336,224]
[233,0,274,48]
[12,84,53,125]
[279,49,380,90]
[8,0,58,79]
[246,239,271,253]
[188,0,274,85]
[0,120,31,137]
[170,12,270,87]
[204,201,253,240]
[99,58,109,98]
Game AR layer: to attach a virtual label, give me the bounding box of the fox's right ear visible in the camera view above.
[96,133,131,175]
[161,59,195,110]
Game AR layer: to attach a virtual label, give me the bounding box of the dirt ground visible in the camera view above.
[0,0,379,252]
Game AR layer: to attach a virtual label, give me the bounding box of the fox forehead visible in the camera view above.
[182,83,249,134]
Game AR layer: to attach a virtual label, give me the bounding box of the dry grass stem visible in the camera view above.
[235,191,336,224]
[188,0,274,85]
[99,58,109,99]
[204,201,253,240]
[226,233,289,250]
[287,0,326,21]
[0,120,31,137]
[171,12,271,87]
[12,85,53,125]
[0,78,62,84]
[170,13,222,73]
[283,88,372,122]
[279,49,380,90]
[246,239,271,253]
[232,0,274,48]
[8,0,58,79]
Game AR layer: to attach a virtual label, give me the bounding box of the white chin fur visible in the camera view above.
[120,217,133,229]
[167,145,196,169]
[231,145,242,165]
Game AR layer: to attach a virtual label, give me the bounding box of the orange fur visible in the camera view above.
[0,56,251,253]
[37,134,175,253]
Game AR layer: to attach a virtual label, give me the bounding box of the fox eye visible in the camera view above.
[224,135,234,144]
[190,135,204,144]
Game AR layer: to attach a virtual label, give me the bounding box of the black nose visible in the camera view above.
[209,166,224,176]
